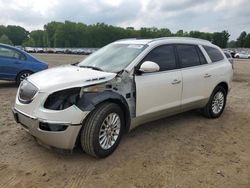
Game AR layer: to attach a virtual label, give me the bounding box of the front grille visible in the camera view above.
[18,80,38,104]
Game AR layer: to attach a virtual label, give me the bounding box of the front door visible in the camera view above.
[135,45,182,119]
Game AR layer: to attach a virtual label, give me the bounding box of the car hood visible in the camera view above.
[27,65,116,92]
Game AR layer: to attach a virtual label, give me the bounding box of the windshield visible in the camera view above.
[78,43,147,73]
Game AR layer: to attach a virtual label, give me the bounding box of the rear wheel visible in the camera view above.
[16,71,32,85]
[81,102,124,158]
[202,86,227,118]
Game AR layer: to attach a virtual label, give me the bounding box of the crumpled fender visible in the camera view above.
[76,90,128,112]
[76,90,131,132]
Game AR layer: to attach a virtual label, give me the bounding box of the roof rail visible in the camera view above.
[150,37,211,44]
[115,38,137,42]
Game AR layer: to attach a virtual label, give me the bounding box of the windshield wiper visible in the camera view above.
[79,65,104,71]
[71,62,79,66]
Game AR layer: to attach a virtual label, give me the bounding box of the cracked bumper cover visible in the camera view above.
[12,105,89,150]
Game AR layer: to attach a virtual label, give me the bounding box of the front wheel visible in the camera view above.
[81,102,124,158]
[201,86,227,118]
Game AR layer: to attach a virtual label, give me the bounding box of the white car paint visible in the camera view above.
[13,37,233,152]
[135,70,182,117]
[28,65,116,92]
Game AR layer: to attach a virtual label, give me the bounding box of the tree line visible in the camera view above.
[0,21,249,48]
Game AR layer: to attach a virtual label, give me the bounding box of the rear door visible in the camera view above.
[202,45,232,92]
[135,44,182,118]
[0,46,26,80]
[176,44,211,109]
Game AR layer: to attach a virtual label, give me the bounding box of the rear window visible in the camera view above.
[203,46,224,62]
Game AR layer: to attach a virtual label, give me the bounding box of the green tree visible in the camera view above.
[44,21,63,47]
[244,33,250,48]
[22,38,35,47]
[0,34,13,45]
[228,40,237,48]
[5,25,29,45]
[236,31,247,47]
[212,31,230,48]
[0,25,7,37]
[30,30,46,47]
[176,30,184,36]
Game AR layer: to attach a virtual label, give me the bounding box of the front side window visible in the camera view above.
[142,45,177,71]
[78,43,147,73]
[0,47,24,60]
[176,44,200,68]
[203,45,224,62]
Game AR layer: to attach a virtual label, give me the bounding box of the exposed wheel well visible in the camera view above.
[217,82,228,94]
[80,98,131,133]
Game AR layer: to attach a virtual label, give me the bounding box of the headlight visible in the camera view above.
[18,80,38,104]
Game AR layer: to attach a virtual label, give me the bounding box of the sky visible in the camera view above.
[0,0,249,40]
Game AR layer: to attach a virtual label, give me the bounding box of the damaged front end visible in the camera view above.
[43,70,136,132]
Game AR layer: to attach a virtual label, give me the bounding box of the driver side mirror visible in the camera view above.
[139,61,160,73]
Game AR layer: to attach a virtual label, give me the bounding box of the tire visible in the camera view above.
[201,86,227,118]
[81,102,125,158]
[16,71,33,85]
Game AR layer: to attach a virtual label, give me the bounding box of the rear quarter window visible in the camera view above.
[224,52,231,58]
[203,45,224,62]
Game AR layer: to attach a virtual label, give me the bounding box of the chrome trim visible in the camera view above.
[13,107,37,120]
[13,107,81,126]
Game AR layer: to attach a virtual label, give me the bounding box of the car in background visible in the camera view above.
[24,47,36,53]
[0,43,48,84]
[224,51,234,67]
[234,52,250,59]
[229,50,236,58]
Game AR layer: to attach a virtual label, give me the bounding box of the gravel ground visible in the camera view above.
[0,54,250,188]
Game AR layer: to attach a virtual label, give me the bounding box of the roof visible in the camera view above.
[114,37,212,46]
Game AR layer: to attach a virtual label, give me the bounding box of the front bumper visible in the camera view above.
[12,107,85,150]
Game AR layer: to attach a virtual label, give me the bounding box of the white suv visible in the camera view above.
[13,37,233,158]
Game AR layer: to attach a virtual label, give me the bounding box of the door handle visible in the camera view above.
[204,73,211,78]
[171,79,181,85]
[14,61,21,64]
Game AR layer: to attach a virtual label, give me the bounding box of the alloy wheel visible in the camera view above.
[99,113,121,150]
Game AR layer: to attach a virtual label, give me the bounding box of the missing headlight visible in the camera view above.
[44,88,81,110]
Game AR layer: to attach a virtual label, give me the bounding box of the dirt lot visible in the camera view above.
[0,54,250,188]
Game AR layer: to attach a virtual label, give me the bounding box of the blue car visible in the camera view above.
[0,44,48,84]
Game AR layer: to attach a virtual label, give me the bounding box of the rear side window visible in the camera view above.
[203,46,224,62]
[176,44,200,68]
[0,47,25,60]
[224,52,231,58]
[143,45,176,71]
